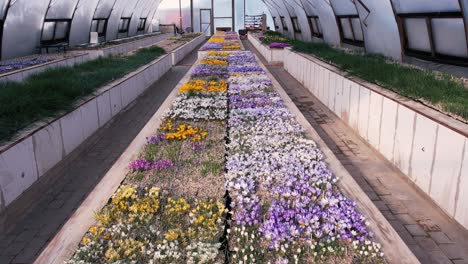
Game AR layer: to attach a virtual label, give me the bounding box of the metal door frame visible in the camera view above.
[200,8,212,36]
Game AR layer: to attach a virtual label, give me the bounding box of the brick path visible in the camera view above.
[0,49,200,264]
[243,40,468,264]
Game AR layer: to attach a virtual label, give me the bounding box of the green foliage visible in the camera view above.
[292,41,468,120]
[0,46,166,142]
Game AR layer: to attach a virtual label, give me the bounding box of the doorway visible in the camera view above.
[200,9,212,36]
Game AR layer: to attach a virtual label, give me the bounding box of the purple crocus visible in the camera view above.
[269,42,291,49]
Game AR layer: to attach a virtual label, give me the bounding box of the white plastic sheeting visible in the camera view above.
[0,0,162,59]
[260,0,467,62]
[0,0,467,62]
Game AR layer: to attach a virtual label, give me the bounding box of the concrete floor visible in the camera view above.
[242,40,468,264]
[0,47,200,264]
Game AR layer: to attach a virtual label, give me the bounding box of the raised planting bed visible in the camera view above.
[171,34,206,65]
[0,52,96,83]
[72,32,169,56]
[39,49,416,263]
[281,47,468,231]
[198,32,244,59]
[248,32,288,64]
[0,47,173,212]
[64,49,230,264]
[292,41,468,122]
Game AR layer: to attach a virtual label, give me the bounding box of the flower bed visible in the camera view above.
[257,31,294,49]
[68,34,385,263]
[68,52,229,264]
[225,51,384,263]
[0,56,56,74]
[200,31,242,51]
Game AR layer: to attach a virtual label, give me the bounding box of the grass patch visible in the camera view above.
[292,41,468,120]
[0,46,166,143]
[260,30,295,45]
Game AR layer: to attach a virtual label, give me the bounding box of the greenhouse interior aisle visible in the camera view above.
[0,46,203,264]
[242,39,468,264]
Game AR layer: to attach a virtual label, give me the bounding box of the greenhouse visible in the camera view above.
[0,0,467,263]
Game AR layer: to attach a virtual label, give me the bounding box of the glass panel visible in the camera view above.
[392,0,460,14]
[214,18,232,30]
[292,18,301,32]
[234,0,244,32]
[316,19,322,34]
[432,18,468,57]
[201,9,211,23]
[54,21,69,39]
[98,20,106,33]
[351,17,363,41]
[200,9,212,35]
[340,18,353,40]
[213,0,232,17]
[91,20,98,32]
[42,22,55,41]
[119,18,130,31]
[404,18,431,52]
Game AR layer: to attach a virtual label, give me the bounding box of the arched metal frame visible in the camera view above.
[0,0,12,60]
[1,0,467,65]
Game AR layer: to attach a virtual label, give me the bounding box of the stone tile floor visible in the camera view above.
[0,48,200,264]
[242,40,468,264]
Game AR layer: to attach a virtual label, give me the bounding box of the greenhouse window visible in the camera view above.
[398,12,468,66]
[119,17,131,33]
[291,17,301,33]
[41,19,71,45]
[336,15,364,47]
[91,18,108,37]
[138,18,147,31]
[280,16,288,31]
[308,16,323,38]
[273,16,279,29]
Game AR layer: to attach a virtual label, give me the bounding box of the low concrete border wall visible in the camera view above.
[248,32,285,64]
[0,33,169,83]
[171,34,206,65]
[281,47,468,230]
[0,54,173,212]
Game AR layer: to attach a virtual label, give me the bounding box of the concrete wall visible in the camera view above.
[171,34,206,65]
[0,54,173,211]
[248,33,284,64]
[281,47,468,229]
[0,33,169,83]
[99,33,169,57]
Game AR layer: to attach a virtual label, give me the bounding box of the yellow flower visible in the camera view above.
[89,225,98,235]
[165,229,180,241]
[82,237,90,245]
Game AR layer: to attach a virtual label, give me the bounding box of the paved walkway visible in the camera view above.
[243,40,468,264]
[0,48,200,264]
